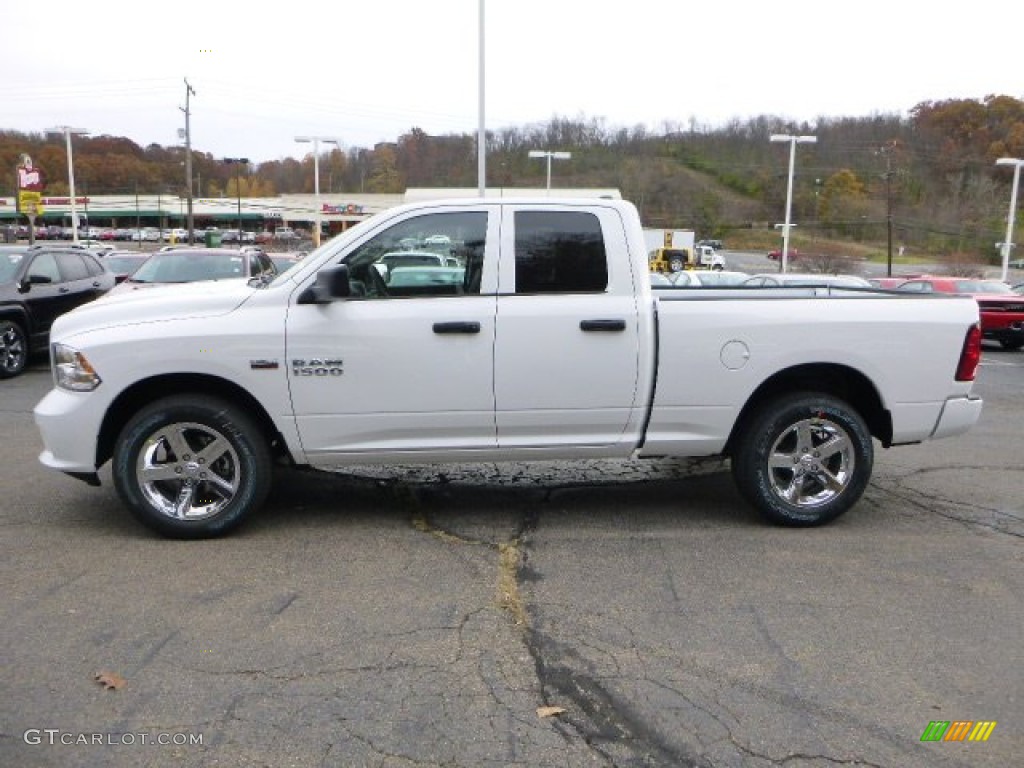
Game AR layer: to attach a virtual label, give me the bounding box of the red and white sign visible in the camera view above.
[17,154,45,192]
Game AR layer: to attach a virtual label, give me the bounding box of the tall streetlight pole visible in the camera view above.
[47,126,89,244]
[528,150,572,194]
[181,79,197,243]
[223,157,248,248]
[295,136,340,248]
[996,157,1023,283]
[477,0,486,196]
[769,134,816,273]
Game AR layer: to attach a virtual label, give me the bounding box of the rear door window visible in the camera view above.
[513,211,608,294]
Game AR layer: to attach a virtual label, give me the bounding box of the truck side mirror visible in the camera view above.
[297,264,351,304]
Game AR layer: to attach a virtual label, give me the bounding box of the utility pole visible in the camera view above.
[878,142,895,277]
[181,78,196,243]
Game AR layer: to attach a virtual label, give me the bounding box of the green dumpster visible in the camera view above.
[204,230,222,248]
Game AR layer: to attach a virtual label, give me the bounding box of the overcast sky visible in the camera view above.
[2,0,1020,164]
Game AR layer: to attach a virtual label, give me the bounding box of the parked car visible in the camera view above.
[689,270,750,286]
[270,253,304,275]
[163,228,189,243]
[669,271,702,286]
[109,247,277,294]
[743,273,872,288]
[0,247,115,377]
[97,251,150,284]
[375,250,460,278]
[868,276,920,289]
[767,248,799,261]
[895,276,1024,349]
[385,265,465,293]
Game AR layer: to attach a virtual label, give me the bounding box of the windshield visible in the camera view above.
[128,251,248,283]
[0,252,25,282]
[103,255,147,274]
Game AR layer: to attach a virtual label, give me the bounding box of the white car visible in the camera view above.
[163,228,189,243]
[742,273,872,288]
[108,247,277,294]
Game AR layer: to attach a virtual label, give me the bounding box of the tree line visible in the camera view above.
[3,94,1022,258]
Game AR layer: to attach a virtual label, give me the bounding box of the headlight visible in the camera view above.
[53,344,102,392]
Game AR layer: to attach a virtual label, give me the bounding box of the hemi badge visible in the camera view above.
[250,360,279,370]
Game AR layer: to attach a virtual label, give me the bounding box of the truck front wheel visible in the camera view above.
[113,395,272,538]
[731,393,872,526]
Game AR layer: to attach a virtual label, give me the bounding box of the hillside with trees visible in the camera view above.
[3,94,1023,263]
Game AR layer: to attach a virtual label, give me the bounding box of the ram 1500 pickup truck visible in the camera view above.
[33,198,984,538]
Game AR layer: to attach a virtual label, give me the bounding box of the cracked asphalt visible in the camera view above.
[1,348,1021,767]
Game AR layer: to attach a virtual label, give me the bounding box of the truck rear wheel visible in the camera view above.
[113,395,272,538]
[731,393,872,526]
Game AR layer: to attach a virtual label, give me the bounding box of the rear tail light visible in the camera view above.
[955,323,982,381]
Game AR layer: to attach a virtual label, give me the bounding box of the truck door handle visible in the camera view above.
[433,321,481,334]
[580,319,626,332]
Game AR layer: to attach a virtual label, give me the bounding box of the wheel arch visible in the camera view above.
[97,373,293,468]
[724,363,892,455]
[0,307,32,338]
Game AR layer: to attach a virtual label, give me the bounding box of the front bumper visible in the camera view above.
[34,386,107,477]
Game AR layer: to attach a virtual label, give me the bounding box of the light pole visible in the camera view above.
[47,126,89,244]
[295,136,340,248]
[996,157,1023,283]
[528,150,572,194]
[223,157,248,248]
[769,134,816,273]
[478,0,485,196]
[182,78,197,243]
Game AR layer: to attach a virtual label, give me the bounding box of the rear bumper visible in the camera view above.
[930,395,984,440]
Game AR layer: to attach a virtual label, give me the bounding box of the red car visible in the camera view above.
[767,248,798,261]
[897,276,1024,350]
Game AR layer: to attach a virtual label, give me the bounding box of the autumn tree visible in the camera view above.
[817,169,869,237]
[366,144,402,193]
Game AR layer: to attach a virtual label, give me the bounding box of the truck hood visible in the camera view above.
[52,281,257,341]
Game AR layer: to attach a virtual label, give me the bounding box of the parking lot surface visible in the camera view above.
[1,349,1021,767]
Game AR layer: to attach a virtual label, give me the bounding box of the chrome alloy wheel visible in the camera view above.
[136,421,242,520]
[766,416,855,508]
[0,323,26,375]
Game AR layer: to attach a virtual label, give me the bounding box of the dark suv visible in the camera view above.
[0,247,116,378]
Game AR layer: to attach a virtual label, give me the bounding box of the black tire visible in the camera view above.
[731,392,873,526]
[998,338,1024,351]
[112,395,272,538]
[0,319,28,379]
[669,257,685,273]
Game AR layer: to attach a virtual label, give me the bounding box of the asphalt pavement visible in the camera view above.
[1,349,1021,768]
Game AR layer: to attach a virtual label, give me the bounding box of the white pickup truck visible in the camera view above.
[34,198,984,538]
